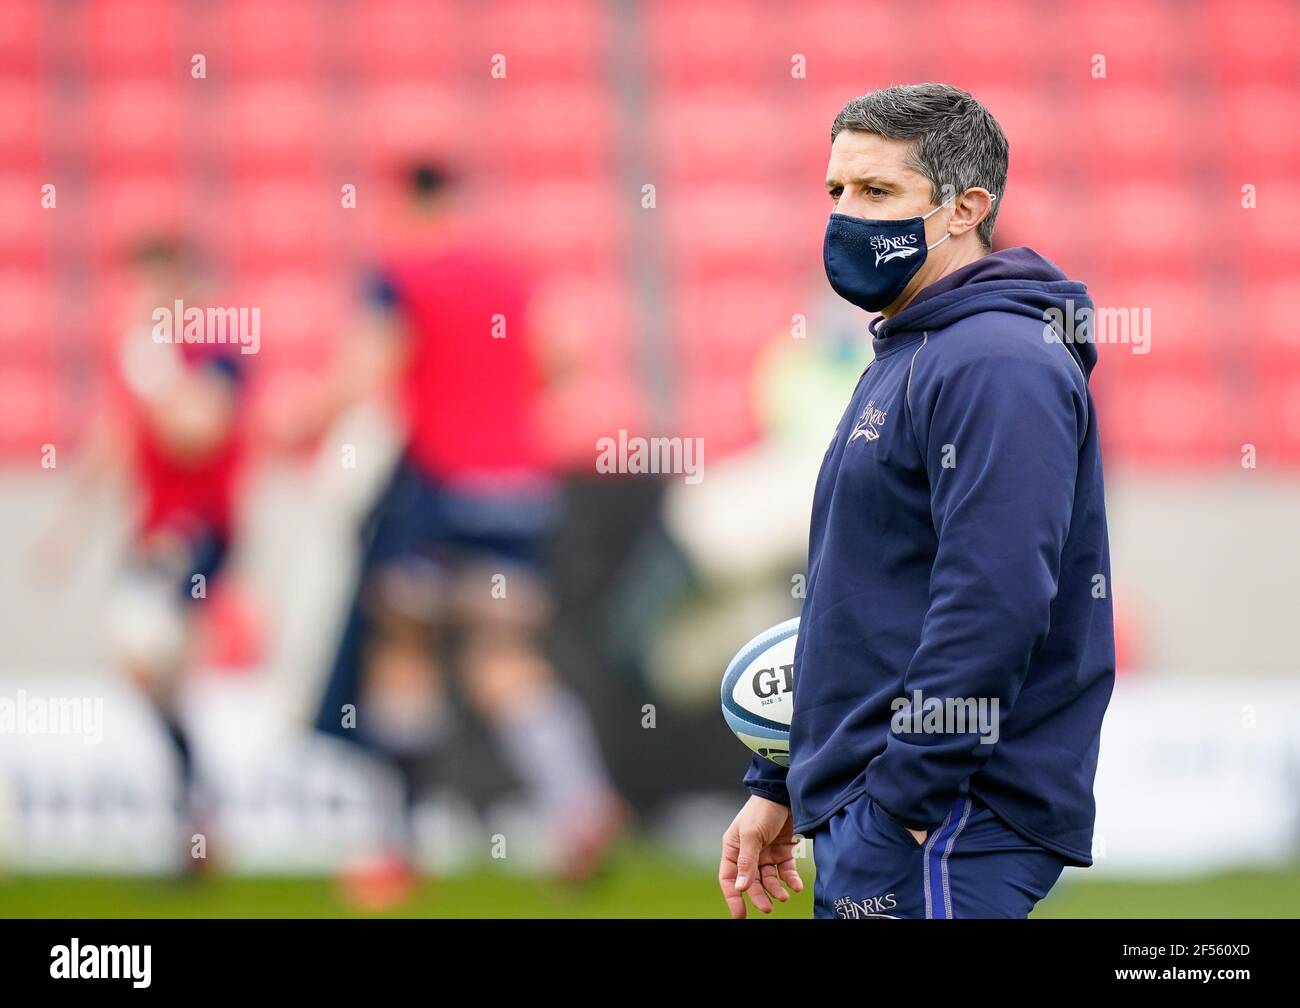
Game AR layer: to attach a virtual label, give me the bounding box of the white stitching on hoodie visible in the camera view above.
[905,331,929,414]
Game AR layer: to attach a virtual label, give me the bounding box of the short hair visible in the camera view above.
[406,160,452,200]
[127,235,187,268]
[831,83,1008,249]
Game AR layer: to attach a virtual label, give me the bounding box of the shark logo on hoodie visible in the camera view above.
[849,400,888,442]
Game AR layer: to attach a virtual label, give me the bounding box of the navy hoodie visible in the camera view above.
[745,247,1114,866]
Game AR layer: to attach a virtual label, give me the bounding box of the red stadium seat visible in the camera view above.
[1084,275,1217,375]
[345,0,470,83]
[468,85,617,179]
[0,268,56,366]
[1230,178,1300,267]
[1244,277,1300,370]
[0,76,48,168]
[1202,0,1300,86]
[0,364,64,459]
[214,0,329,79]
[1219,87,1300,178]
[481,180,625,274]
[672,276,803,374]
[469,0,610,82]
[663,182,814,280]
[1080,86,1207,180]
[0,0,44,76]
[677,371,761,461]
[80,0,183,81]
[207,81,333,176]
[644,0,789,88]
[81,78,187,172]
[226,176,345,272]
[17,0,1297,478]
[0,172,52,267]
[1247,371,1300,465]
[652,89,805,183]
[781,0,916,92]
[1094,367,1238,467]
[1060,0,1200,83]
[1089,182,1212,275]
[924,0,1058,85]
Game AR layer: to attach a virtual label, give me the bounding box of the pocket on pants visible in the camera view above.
[845,793,922,849]
[817,796,926,919]
[869,799,927,848]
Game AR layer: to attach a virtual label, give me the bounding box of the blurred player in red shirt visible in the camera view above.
[39,237,246,868]
[310,164,621,902]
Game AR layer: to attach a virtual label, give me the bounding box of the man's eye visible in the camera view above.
[867,187,888,197]
[828,187,843,200]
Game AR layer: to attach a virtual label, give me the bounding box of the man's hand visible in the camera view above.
[719,795,804,919]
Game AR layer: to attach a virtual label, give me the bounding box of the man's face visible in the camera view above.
[824,129,954,315]
[825,129,938,223]
[131,259,188,303]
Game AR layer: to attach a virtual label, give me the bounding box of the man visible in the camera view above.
[719,84,1114,919]
[38,237,245,870]
[310,163,622,904]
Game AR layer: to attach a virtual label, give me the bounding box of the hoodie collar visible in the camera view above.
[869,247,1098,377]
[869,251,1004,347]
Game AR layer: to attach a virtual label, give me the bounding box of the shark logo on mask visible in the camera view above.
[871,234,920,267]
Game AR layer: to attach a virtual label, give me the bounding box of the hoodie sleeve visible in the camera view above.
[743,752,791,806]
[863,349,1084,830]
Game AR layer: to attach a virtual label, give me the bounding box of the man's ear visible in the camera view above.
[949,188,996,240]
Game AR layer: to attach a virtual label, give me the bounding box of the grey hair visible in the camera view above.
[831,83,1008,249]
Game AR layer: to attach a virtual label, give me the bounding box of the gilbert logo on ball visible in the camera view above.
[720,617,798,766]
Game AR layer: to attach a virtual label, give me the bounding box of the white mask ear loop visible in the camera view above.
[923,192,998,250]
[923,197,954,251]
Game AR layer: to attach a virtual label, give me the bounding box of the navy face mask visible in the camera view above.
[823,198,958,313]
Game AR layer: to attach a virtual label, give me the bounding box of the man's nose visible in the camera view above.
[834,194,872,220]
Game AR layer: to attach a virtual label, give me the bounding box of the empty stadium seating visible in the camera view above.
[5,0,1297,471]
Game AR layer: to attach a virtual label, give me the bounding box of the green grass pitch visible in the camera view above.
[1,844,1294,918]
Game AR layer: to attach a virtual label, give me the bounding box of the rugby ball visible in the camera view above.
[720,617,799,766]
